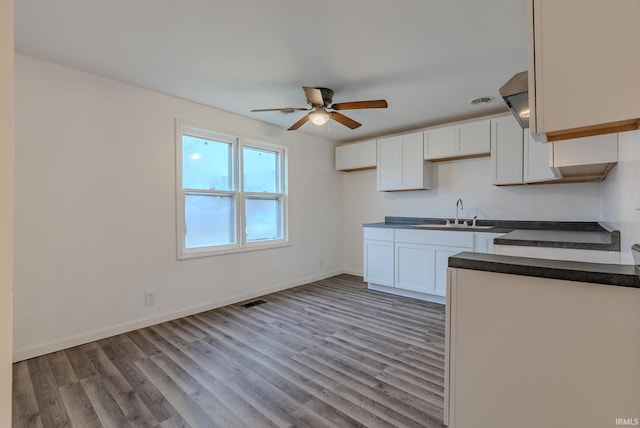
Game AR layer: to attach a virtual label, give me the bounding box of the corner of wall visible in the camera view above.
[0,0,14,423]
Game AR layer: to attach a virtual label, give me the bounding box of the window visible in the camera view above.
[177,121,287,258]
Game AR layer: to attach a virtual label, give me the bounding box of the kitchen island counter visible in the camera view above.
[445,254,640,428]
[448,251,640,289]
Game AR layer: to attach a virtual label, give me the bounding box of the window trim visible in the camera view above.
[176,120,288,259]
[240,139,288,249]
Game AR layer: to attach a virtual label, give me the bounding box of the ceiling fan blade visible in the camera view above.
[330,112,362,129]
[251,107,308,112]
[287,114,309,131]
[303,87,324,106]
[330,100,388,110]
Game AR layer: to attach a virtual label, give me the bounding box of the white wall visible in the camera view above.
[13,55,343,360]
[0,0,13,422]
[601,130,640,264]
[342,156,603,274]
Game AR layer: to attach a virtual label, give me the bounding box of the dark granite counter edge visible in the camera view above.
[383,216,613,232]
[448,252,640,289]
[364,217,620,251]
[491,237,617,251]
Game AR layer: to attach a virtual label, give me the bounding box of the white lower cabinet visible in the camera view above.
[394,229,472,298]
[395,243,436,294]
[395,245,467,297]
[434,248,459,295]
[366,227,475,300]
[473,232,505,254]
[363,228,394,286]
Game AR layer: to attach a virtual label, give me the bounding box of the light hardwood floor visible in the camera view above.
[13,274,447,428]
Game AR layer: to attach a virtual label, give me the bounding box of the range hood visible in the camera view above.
[499,71,529,129]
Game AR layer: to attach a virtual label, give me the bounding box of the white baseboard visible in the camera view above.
[342,268,363,277]
[13,269,344,362]
[367,282,446,305]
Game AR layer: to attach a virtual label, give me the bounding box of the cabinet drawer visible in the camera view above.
[395,229,473,248]
[363,227,394,241]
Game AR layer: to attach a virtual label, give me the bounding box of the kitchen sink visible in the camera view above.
[411,224,494,230]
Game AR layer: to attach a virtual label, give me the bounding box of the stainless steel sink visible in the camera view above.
[411,224,494,230]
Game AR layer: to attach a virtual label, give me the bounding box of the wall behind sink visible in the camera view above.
[601,130,640,265]
[342,155,603,275]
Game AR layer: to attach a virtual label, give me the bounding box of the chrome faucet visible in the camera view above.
[455,198,463,225]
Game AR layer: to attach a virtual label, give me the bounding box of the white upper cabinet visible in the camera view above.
[424,126,455,159]
[424,119,491,160]
[523,131,560,183]
[552,133,618,168]
[491,115,524,185]
[528,0,640,141]
[335,140,376,171]
[377,132,433,191]
[358,140,377,167]
[491,115,561,186]
[457,119,491,157]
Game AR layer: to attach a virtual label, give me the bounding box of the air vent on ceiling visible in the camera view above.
[470,96,495,105]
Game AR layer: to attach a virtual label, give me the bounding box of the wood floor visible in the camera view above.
[12,274,447,428]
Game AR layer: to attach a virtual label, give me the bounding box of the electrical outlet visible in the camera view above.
[145,290,157,306]
[319,258,324,268]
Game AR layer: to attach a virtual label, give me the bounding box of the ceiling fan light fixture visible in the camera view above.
[308,107,330,126]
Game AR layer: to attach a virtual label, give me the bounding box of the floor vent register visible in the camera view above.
[242,299,267,308]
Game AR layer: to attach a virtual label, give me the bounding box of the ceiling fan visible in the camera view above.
[251,87,388,131]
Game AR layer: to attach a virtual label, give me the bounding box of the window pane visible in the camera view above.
[185,194,235,248]
[183,135,232,190]
[246,198,281,241]
[243,147,278,193]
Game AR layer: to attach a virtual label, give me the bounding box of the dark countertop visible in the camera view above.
[363,216,620,251]
[449,251,640,289]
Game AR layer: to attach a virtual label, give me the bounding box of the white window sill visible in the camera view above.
[178,240,290,260]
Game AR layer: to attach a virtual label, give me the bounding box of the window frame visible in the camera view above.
[240,140,288,247]
[176,120,288,259]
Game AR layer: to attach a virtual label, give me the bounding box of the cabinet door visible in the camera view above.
[364,240,394,286]
[425,127,455,160]
[357,140,377,168]
[401,132,425,189]
[552,133,618,167]
[335,144,359,170]
[523,131,560,183]
[395,243,436,294]
[530,0,640,137]
[491,115,524,185]
[473,233,505,254]
[377,137,403,190]
[434,248,461,296]
[457,119,491,156]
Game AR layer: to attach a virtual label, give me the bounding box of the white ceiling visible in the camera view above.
[14,0,527,143]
